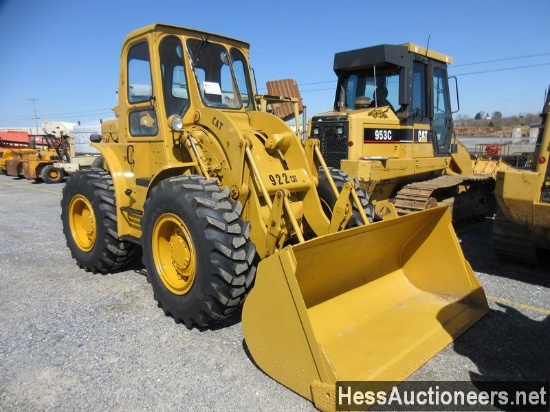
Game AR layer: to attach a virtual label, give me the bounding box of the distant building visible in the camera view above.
[511,127,522,142]
[529,123,540,144]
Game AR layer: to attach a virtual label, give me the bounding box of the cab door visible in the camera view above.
[431,63,453,155]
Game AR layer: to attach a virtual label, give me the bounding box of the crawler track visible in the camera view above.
[394,174,495,228]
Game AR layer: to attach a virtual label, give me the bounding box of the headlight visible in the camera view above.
[312,126,320,136]
[168,115,183,131]
[336,126,344,135]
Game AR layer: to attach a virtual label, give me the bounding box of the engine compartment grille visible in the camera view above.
[316,123,349,169]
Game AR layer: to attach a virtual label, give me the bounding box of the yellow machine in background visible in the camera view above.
[493,87,550,265]
[5,135,65,183]
[60,25,488,411]
[1,148,34,175]
[310,43,508,227]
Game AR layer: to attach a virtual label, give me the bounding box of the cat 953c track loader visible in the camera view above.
[492,87,550,265]
[310,43,508,228]
[60,24,488,410]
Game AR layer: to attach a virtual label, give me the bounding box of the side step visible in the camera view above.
[120,206,143,216]
[119,207,142,245]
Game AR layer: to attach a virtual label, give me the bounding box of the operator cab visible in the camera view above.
[331,43,457,156]
[124,29,257,140]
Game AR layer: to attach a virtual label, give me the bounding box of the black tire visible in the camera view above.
[42,164,64,184]
[91,156,104,169]
[317,166,373,227]
[16,163,24,178]
[141,175,256,329]
[61,168,137,273]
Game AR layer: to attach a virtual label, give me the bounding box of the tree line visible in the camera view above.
[455,111,541,128]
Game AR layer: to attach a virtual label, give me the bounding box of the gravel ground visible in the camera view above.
[0,175,548,411]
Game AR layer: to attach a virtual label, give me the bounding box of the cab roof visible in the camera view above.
[124,23,250,50]
[333,43,452,74]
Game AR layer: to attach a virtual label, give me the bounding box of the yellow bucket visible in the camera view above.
[242,206,488,411]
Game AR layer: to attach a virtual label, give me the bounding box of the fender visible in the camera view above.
[90,142,134,237]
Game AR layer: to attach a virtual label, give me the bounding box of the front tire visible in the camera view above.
[317,166,373,227]
[141,175,256,328]
[61,169,137,273]
[42,164,64,184]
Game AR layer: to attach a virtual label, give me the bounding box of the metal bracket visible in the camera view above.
[329,181,353,232]
[265,189,306,257]
[375,200,399,220]
[307,138,370,227]
[185,132,210,179]
[265,190,287,257]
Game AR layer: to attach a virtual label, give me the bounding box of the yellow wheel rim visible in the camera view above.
[49,170,60,179]
[152,213,196,295]
[69,195,96,252]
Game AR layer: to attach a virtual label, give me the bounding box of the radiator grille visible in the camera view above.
[317,123,349,169]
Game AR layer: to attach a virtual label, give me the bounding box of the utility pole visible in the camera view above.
[28,98,39,133]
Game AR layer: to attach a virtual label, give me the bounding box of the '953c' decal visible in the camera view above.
[374,129,392,140]
[363,128,432,143]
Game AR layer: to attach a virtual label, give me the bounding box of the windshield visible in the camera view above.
[336,66,400,111]
[187,38,252,109]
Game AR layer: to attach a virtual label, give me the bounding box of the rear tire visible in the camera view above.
[42,164,64,184]
[317,166,373,227]
[61,169,137,273]
[141,175,256,328]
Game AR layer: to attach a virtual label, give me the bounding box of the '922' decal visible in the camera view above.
[268,173,298,186]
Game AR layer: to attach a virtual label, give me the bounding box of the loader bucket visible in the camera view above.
[242,206,488,411]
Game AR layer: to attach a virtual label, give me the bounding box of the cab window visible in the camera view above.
[412,61,427,117]
[230,48,254,110]
[187,38,243,109]
[129,109,158,136]
[159,35,189,117]
[433,66,450,148]
[339,67,399,110]
[128,42,153,104]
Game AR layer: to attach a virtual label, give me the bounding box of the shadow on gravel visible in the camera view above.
[458,220,550,287]
[454,220,550,389]
[452,302,550,381]
[241,338,261,370]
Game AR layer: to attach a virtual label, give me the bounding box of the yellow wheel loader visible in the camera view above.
[60,24,488,410]
[310,43,509,228]
[492,87,550,265]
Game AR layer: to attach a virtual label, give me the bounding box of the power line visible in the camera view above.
[451,62,550,77]
[27,98,39,132]
[45,107,113,117]
[290,62,550,93]
[0,107,113,121]
[452,52,550,68]
[257,53,550,94]
[4,54,548,122]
